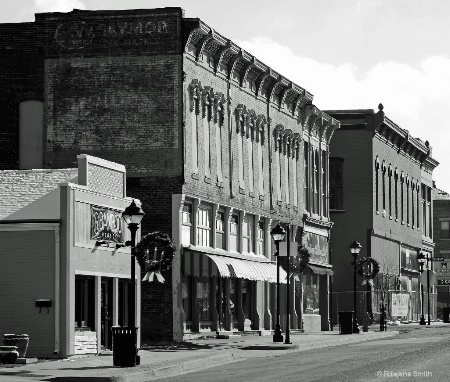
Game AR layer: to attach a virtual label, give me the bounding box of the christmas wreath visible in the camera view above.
[134,232,176,283]
[356,257,380,280]
[279,245,311,275]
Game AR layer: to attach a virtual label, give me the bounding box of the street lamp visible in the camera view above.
[349,240,362,334]
[271,223,286,343]
[122,199,145,328]
[418,252,431,325]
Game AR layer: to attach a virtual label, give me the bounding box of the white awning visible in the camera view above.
[205,254,231,278]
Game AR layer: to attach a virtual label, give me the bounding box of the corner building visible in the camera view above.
[0,8,339,342]
[326,105,438,325]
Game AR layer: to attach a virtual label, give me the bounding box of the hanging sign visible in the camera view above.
[391,292,409,317]
[90,206,123,243]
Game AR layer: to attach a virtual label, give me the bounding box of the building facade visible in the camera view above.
[0,155,141,357]
[326,105,438,325]
[0,7,339,342]
[432,186,450,317]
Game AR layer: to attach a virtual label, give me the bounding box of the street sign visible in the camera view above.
[438,279,450,286]
[278,242,298,257]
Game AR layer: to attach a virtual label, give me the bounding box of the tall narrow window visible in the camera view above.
[411,181,415,227]
[276,133,282,201]
[394,170,398,219]
[427,187,432,238]
[388,165,392,217]
[230,214,239,252]
[191,98,199,174]
[401,173,405,222]
[322,151,327,216]
[314,150,319,214]
[375,158,380,212]
[238,119,245,188]
[304,141,309,209]
[215,211,225,249]
[181,203,193,245]
[382,161,386,212]
[422,185,427,234]
[330,158,344,210]
[293,146,298,207]
[406,176,410,225]
[243,214,254,254]
[285,142,290,205]
[215,119,223,182]
[258,139,264,195]
[416,185,420,229]
[203,103,211,178]
[247,128,254,193]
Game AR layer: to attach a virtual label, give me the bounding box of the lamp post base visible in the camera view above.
[419,315,426,325]
[273,325,284,342]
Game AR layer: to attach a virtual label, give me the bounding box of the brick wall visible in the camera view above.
[0,168,78,220]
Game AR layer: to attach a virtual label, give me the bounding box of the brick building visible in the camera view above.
[326,104,438,326]
[432,186,450,315]
[0,155,141,357]
[0,7,339,343]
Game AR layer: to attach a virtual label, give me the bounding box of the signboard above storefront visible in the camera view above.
[91,206,123,243]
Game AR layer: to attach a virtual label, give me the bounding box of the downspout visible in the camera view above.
[54,224,60,356]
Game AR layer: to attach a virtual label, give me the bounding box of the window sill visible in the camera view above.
[259,194,265,201]
[249,191,255,198]
[239,187,246,195]
[330,209,346,213]
[204,176,212,184]
[191,173,199,180]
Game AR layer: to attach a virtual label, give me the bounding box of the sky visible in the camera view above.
[1,0,450,191]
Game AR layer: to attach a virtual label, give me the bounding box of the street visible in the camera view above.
[160,326,450,382]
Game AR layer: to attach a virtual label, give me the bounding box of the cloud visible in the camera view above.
[237,36,450,191]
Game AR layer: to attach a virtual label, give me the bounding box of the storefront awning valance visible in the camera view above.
[183,245,286,284]
[308,264,334,276]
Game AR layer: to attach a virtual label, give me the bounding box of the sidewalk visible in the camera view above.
[5,322,449,382]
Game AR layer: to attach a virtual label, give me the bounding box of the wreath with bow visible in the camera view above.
[279,245,311,275]
[134,232,176,283]
[356,257,380,280]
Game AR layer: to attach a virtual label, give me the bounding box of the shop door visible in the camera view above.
[101,279,113,349]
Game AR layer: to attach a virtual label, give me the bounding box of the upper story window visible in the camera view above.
[197,207,212,247]
[242,214,254,254]
[388,165,392,217]
[329,157,344,210]
[181,203,193,245]
[257,220,265,257]
[304,141,309,208]
[229,213,240,252]
[394,169,399,219]
[215,210,225,249]
[375,157,380,212]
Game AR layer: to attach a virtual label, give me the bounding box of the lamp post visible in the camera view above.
[349,240,362,334]
[271,223,286,343]
[122,200,145,328]
[284,225,291,345]
[418,252,430,325]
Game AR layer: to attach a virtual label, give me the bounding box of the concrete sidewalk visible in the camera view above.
[0,328,405,382]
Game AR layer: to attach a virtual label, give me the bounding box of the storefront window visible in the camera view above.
[75,276,94,329]
[197,276,211,321]
[304,270,319,314]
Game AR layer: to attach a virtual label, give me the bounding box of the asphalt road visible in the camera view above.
[161,326,450,382]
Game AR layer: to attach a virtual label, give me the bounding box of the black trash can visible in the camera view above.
[443,308,450,323]
[338,311,353,334]
[111,326,138,367]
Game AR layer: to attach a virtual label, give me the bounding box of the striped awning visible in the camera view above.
[205,254,231,278]
[185,246,286,283]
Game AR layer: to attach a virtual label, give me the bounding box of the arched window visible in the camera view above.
[375,157,380,212]
[314,150,320,214]
[394,169,399,219]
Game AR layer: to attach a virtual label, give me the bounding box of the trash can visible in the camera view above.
[111,326,138,367]
[338,311,353,334]
[443,308,450,323]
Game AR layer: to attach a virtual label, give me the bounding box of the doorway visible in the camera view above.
[101,278,113,349]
